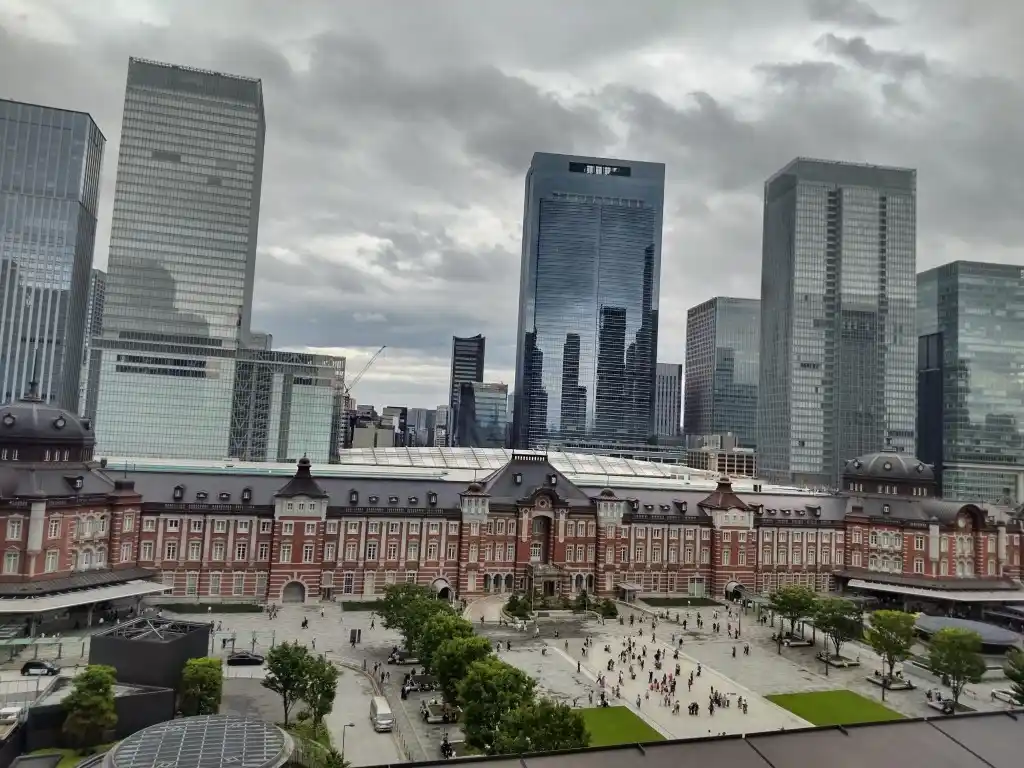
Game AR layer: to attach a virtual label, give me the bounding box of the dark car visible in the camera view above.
[226,651,265,667]
[21,661,58,677]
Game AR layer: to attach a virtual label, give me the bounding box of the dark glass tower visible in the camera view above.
[448,334,485,444]
[0,100,105,410]
[917,261,1024,504]
[513,153,664,449]
[684,297,760,447]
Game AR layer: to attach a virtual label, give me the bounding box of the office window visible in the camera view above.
[345,543,358,560]
[305,522,317,536]
[366,542,378,560]
[212,541,225,561]
[45,549,59,573]
[427,543,438,560]
[209,573,221,596]
[326,521,338,535]
[6,519,22,540]
[282,522,294,535]
[237,520,250,534]
[260,520,272,533]
[141,542,154,560]
[280,544,292,563]
[233,573,246,596]
[48,518,61,538]
[303,544,315,563]
[191,519,203,533]
[235,542,248,561]
[165,542,178,560]
[188,541,202,560]
[446,543,457,560]
[258,542,270,560]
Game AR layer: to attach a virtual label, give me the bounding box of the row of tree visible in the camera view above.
[767,584,1024,707]
[379,584,590,754]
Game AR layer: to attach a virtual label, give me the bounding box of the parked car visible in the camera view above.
[226,651,265,667]
[20,661,58,677]
[992,689,1018,705]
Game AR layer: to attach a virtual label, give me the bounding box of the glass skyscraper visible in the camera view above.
[449,334,485,444]
[758,158,916,487]
[512,153,664,449]
[454,381,508,448]
[0,100,104,410]
[684,297,759,447]
[918,261,1024,504]
[93,58,265,458]
[654,362,682,439]
[79,268,105,417]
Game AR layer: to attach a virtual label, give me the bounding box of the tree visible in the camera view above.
[458,657,537,752]
[63,664,118,752]
[1005,648,1024,706]
[865,610,916,701]
[768,584,818,653]
[928,628,987,708]
[378,583,453,651]
[317,747,350,768]
[302,655,341,729]
[417,613,475,672]
[263,641,311,725]
[814,598,863,675]
[180,657,224,715]
[434,635,494,705]
[491,699,589,755]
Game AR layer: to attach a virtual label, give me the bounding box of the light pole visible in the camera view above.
[341,722,355,762]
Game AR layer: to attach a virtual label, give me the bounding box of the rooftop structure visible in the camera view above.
[103,715,293,768]
[92,616,210,642]
[366,710,1022,768]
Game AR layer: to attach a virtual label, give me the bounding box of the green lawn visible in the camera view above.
[578,706,665,747]
[766,690,905,726]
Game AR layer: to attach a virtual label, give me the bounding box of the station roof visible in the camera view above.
[914,615,1022,646]
[369,711,1023,768]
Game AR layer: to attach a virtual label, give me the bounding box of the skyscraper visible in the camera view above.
[654,362,682,439]
[0,100,105,410]
[758,158,916,487]
[79,268,106,417]
[453,381,508,448]
[448,335,485,442]
[684,297,759,447]
[918,261,1024,504]
[513,153,664,449]
[92,58,265,458]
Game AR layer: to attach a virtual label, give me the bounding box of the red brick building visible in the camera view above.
[2,395,1022,619]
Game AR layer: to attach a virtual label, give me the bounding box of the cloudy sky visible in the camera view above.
[1,0,1022,410]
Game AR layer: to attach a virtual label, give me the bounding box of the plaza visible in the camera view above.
[3,595,1014,765]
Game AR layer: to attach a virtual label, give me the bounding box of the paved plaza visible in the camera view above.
[0,596,1014,763]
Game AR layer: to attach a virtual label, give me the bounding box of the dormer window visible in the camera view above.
[882,504,891,514]
[783,509,791,516]
[768,508,777,516]
[241,487,253,503]
[368,495,379,504]
[196,491,208,501]
[630,499,640,511]
[644,504,654,511]
[660,504,670,512]
[797,509,805,516]
[409,496,419,505]
[681,501,687,512]
[219,492,231,502]
[388,495,399,505]
[173,485,185,501]
[548,474,558,486]
[64,475,84,492]
[427,491,438,506]
[348,490,359,505]
[513,473,523,485]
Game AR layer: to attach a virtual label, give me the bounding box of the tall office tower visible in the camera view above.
[92,59,265,458]
[513,153,664,449]
[0,100,104,409]
[758,158,916,487]
[654,362,682,439]
[79,269,106,417]
[684,297,760,447]
[448,334,485,444]
[453,381,509,448]
[918,261,1024,504]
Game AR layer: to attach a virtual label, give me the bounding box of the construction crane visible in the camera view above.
[344,344,386,397]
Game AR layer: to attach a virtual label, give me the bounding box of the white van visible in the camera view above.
[370,696,394,732]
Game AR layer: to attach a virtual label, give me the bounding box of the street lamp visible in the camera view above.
[341,722,355,761]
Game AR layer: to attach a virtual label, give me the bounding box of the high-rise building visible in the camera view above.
[513,153,664,449]
[0,100,105,410]
[917,261,1024,504]
[79,269,106,417]
[684,297,760,447]
[654,362,682,439]
[453,381,508,448]
[758,158,917,487]
[448,334,485,443]
[92,58,265,458]
[229,350,344,463]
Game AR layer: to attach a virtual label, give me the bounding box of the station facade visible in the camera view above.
[1,391,1023,615]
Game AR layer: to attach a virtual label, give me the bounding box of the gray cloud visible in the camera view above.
[0,0,1019,409]
[807,0,897,29]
